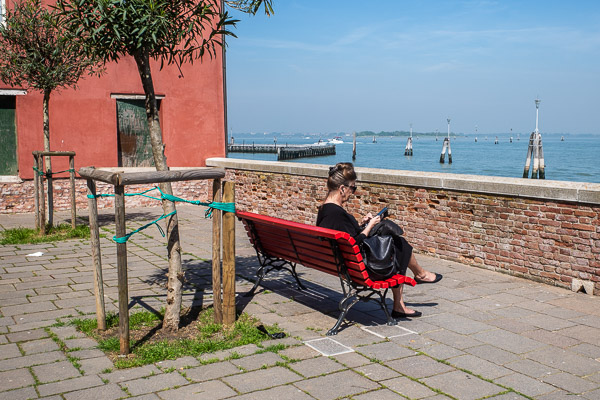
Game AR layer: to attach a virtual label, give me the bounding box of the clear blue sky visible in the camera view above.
[226,1,600,135]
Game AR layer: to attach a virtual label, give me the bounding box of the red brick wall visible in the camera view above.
[0,178,210,214]
[220,168,599,293]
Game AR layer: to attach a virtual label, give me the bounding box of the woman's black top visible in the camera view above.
[316,203,367,244]
[316,202,412,276]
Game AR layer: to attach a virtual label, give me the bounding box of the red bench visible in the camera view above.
[236,210,417,335]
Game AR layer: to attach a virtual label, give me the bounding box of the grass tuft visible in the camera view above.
[0,224,90,245]
[70,307,283,369]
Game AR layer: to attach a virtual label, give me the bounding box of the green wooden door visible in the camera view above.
[0,96,18,175]
[116,99,157,167]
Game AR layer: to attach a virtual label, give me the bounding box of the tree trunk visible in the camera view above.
[43,89,53,228]
[133,51,184,332]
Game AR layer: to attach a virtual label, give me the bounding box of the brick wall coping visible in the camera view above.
[206,157,600,205]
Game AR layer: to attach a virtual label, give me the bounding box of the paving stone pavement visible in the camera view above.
[1,205,600,399]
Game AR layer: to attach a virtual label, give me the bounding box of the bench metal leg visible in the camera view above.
[244,264,265,297]
[376,289,397,326]
[291,264,307,291]
[245,253,306,297]
[327,292,359,336]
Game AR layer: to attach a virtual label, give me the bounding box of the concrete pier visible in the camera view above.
[228,144,336,160]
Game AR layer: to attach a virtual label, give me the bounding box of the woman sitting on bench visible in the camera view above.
[316,162,442,318]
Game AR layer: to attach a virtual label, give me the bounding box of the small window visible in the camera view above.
[116,99,162,167]
[0,96,18,175]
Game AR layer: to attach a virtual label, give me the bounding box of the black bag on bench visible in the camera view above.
[361,235,397,280]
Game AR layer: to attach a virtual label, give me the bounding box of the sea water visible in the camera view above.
[228,133,600,184]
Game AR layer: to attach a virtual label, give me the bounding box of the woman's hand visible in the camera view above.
[361,214,381,237]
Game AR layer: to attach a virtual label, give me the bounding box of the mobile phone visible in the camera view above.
[376,207,388,219]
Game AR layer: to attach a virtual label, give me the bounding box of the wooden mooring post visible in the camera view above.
[439,118,452,164]
[78,167,230,355]
[352,132,357,160]
[523,99,545,179]
[439,138,452,163]
[523,131,545,179]
[405,125,414,156]
[404,137,413,156]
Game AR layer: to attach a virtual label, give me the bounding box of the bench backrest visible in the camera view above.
[236,210,373,286]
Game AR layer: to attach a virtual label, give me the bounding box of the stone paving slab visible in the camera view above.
[221,366,302,393]
[422,370,505,400]
[288,356,346,378]
[382,375,438,399]
[184,360,242,382]
[99,364,162,384]
[293,369,380,400]
[63,383,126,400]
[120,371,189,396]
[227,384,316,400]
[0,368,35,392]
[0,350,67,372]
[0,385,39,400]
[156,380,237,400]
[32,360,81,383]
[37,374,105,397]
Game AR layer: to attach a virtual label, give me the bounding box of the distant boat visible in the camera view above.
[313,139,326,146]
[561,136,565,141]
[328,136,343,144]
[372,136,377,143]
[475,137,478,142]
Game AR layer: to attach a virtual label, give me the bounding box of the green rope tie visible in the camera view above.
[87,186,235,217]
[51,168,76,175]
[154,186,235,217]
[32,166,46,177]
[113,210,176,244]
[32,167,76,176]
[88,186,235,243]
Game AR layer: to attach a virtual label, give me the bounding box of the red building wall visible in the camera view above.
[2,1,226,180]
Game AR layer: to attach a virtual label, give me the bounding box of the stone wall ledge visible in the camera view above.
[207,157,600,205]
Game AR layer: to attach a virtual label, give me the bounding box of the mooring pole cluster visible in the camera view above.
[439,118,452,163]
[523,98,545,179]
[404,123,413,156]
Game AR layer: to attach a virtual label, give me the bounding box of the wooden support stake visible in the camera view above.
[115,185,130,354]
[352,132,357,160]
[212,178,223,324]
[222,181,236,326]
[69,156,76,228]
[46,159,54,227]
[37,155,46,235]
[33,154,40,231]
[87,179,106,330]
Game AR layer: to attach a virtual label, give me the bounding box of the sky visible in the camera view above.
[226,1,600,135]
